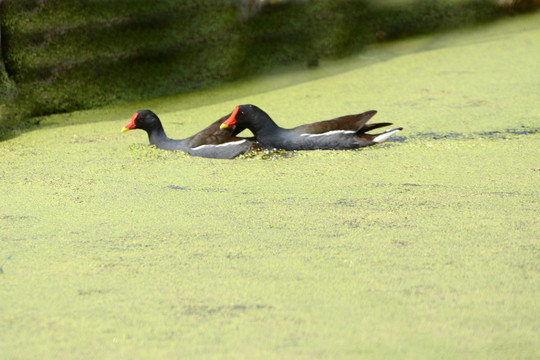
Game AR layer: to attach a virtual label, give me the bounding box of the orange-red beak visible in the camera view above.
[220,106,239,129]
[121,113,138,132]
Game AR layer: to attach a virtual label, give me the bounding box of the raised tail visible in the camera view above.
[359,122,393,133]
[371,127,403,143]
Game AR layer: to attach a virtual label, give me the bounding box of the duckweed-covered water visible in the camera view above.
[1,13,539,359]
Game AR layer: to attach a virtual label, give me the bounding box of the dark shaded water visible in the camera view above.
[388,127,540,143]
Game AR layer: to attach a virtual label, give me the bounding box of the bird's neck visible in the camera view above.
[250,114,281,137]
[148,124,169,145]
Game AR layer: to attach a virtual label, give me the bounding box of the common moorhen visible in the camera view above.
[220,105,402,151]
[122,110,253,159]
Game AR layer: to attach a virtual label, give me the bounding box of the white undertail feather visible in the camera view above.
[372,128,402,143]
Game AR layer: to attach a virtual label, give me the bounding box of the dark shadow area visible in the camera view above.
[0,0,538,139]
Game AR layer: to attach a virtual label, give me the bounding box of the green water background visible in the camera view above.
[0,10,539,360]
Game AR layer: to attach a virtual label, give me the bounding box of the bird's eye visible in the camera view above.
[239,111,245,117]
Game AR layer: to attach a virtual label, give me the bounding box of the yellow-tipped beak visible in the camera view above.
[220,106,239,130]
[121,127,131,133]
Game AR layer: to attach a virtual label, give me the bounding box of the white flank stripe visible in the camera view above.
[300,130,356,137]
[373,129,401,143]
[191,139,247,150]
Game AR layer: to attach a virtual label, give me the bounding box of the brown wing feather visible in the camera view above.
[291,110,377,134]
[184,115,243,147]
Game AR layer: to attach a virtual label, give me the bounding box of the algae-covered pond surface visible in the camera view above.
[1,14,539,359]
